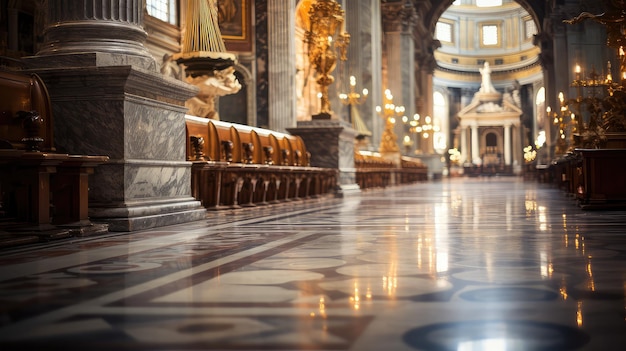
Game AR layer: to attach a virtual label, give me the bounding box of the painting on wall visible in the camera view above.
[218,0,252,52]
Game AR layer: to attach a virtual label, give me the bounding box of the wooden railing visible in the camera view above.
[185,115,337,209]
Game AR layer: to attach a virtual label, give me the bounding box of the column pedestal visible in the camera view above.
[288,120,360,196]
[25,56,207,231]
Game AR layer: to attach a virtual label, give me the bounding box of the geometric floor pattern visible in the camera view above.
[1,177,625,350]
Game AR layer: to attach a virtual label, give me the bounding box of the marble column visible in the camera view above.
[471,125,480,164]
[267,0,296,133]
[288,120,360,196]
[504,124,511,166]
[460,127,468,164]
[344,0,383,150]
[25,0,206,231]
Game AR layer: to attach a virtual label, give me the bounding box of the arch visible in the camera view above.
[218,62,257,126]
[425,0,543,35]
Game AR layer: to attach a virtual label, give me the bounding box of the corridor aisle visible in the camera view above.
[0,177,625,350]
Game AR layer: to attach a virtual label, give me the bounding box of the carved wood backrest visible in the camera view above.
[184,116,311,166]
[0,70,54,151]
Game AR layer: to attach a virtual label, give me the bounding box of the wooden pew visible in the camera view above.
[0,69,108,237]
[185,115,336,210]
[355,151,428,190]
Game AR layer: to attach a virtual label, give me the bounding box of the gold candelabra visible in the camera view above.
[561,4,626,149]
[339,75,371,137]
[555,61,622,150]
[402,113,437,154]
[376,89,405,153]
[339,75,368,106]
[304,0,350,119]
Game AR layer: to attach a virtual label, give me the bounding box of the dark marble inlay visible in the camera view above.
[403,320,590,351]
[459,287,559,302]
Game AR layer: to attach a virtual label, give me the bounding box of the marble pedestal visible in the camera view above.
[288,120,360,196]
[25,54,207,231]
[415,154,445,180]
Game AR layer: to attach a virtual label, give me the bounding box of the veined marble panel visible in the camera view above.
[123,160,192,199]
[51,97,126,157]
[89,160,192,203]
[124,97,186,161]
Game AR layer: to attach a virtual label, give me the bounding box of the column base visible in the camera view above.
[288,120,360,193]
[90,199,206,232]
[335,183,361,197]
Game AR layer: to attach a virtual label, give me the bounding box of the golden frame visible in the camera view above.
[219,0,252,51]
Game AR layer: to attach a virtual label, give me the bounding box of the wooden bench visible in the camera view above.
[185,115,336,209]
[0,69,108,236]
[355,151,427,190]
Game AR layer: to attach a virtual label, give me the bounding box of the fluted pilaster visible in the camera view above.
[267,0,296,132]
[344,0,383,149]
[382,1,416,148]
[38,0,155,70]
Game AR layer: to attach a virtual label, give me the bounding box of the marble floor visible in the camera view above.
[0,177,625,350]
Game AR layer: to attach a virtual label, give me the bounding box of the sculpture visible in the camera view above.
[479,62,496,93]
[185,66,242,119]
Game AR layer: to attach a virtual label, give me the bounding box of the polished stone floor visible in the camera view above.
[0,177,625,350]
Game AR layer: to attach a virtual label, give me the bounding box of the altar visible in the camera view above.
[456,63,523,175]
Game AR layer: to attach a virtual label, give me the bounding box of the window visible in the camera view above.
[481,24,499,46]
[476,0,502,7]
[435,22,453,43]
[524,19,537,40]
[146,0,177,25]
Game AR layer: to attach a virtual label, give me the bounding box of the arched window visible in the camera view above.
[433,91,448,153]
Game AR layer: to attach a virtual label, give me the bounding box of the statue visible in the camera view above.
[479,62,496,93]
[160,54,182,80]
[185,66,242,119]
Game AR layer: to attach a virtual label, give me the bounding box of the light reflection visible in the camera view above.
[319,296,326,317]
[434,203,450,274]
[577,301,583,327]
[538,205,547,231]
[560,277,568,300]
[485,254,494,283]
[586,257,595,291]
[540,251,549,278]
[382,275,397,296]
[525,199,537,215]
[458,338,507,351]
[349,281,373,311]
[417,238,423,270]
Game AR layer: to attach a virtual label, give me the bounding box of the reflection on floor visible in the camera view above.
[0,177,625,350]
